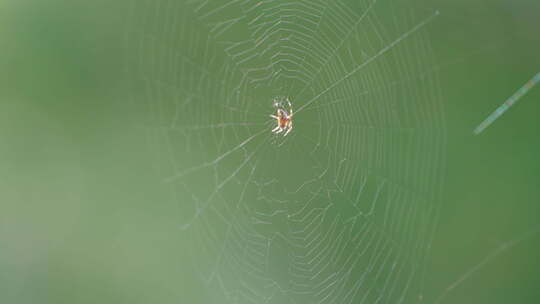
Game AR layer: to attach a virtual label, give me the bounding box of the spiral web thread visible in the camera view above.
[126,0,446,303]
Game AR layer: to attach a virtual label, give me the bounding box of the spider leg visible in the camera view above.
[269,115,278,119]
[272,126,281,133]
[274,127,283,134]
[283,127,291,136]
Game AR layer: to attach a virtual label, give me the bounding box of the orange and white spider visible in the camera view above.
[270,97,293,136]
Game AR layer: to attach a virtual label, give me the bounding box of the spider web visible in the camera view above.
[126,0,445,303]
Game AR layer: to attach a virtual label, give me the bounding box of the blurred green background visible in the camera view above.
[1,0,539,303]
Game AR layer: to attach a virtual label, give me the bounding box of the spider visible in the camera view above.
[270,97,293,136]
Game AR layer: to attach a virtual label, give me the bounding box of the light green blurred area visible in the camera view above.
[1,0,539,303]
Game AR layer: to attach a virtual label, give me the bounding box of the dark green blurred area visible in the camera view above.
[1,0,539,303]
